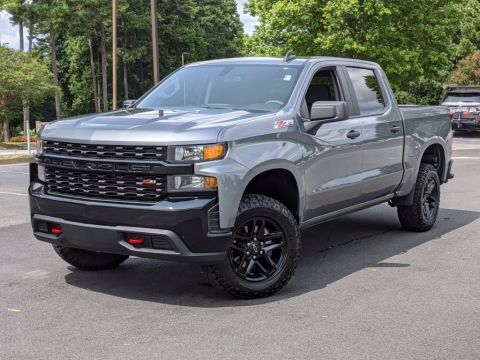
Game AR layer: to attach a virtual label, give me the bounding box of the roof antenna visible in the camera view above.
[283,51,296,62]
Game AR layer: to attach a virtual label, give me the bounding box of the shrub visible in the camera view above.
[8,135,37,143]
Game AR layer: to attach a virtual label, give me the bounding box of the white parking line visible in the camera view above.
[0,163,29,167]
[0,171,29,174]
[452,157,480,160]
[0,191,28,197]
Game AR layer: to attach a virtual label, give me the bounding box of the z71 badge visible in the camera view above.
[274,120,294,129]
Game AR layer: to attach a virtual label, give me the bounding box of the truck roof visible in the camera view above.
[185,56,380,68]
[445,85,480,93]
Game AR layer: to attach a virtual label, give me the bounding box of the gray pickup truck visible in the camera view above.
[30,56,454,298]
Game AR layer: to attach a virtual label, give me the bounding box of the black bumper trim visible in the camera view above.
[30,183,232,262]
[32,214,228,263]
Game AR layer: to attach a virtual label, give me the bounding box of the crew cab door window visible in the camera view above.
[347,67,385,116]
[301,69,341,118]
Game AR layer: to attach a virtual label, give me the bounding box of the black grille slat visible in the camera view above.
[44,167,166,202]
[44,141,166,161]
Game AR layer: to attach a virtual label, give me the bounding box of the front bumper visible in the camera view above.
[30,182,231,263]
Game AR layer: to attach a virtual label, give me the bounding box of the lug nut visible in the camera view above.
[246,251,250,255]
[253,256,257,260]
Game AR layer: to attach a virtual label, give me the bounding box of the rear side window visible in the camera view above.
[347,67,385,115]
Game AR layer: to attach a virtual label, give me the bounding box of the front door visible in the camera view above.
[301,67,365,221]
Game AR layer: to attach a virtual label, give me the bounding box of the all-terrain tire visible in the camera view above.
[203,194,301,299]
[53,245,129,271]
[397,163,441,232]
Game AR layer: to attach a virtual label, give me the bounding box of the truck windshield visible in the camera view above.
[443,94,480,103]
[136,64,302,112]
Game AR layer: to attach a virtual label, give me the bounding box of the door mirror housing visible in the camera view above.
[310,101,348,122]
[123,99,137,108]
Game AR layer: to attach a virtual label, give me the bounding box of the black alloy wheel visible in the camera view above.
[422,176,439,221]
[203,194,301,299]
[398,163,441,232]
[229,217,288,282]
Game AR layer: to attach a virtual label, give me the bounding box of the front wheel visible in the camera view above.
[204,194,301,299]
[397,163,441,232]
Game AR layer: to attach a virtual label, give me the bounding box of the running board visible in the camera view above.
[300,194,394,229]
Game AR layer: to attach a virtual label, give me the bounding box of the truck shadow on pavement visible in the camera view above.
[64,205,480,306]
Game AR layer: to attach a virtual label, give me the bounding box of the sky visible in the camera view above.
[0,1,259,50]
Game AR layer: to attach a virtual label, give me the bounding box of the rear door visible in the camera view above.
[344,66,404,200]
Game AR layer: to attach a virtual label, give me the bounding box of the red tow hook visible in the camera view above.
[128,236,145,245]
[50,226,63,236]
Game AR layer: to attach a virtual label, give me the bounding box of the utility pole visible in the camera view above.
[112,0,118,110]
[181,52,188,66]
[150,0,159,84]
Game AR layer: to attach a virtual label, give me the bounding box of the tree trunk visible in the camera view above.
[23,100,31,152]
[19,19,24,51]
[28,19,33,52]
[123,63,128,100]
[100,23,108,112]
[139,60,144,91]
[122,20,128,100]
[88,39,100,113]
[2,118,10,142]
[50,25,61,119]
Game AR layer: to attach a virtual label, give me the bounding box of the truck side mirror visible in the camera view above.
[310,101,348,122]
[123,99,137,109]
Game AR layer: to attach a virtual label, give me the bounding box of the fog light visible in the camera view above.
[167,175,217,192]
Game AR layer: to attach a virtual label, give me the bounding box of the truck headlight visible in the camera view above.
[167,175,217,192]
[171,143,226,162]
[36,138,43,156]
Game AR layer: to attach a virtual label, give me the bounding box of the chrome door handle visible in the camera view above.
[346,130,361,139]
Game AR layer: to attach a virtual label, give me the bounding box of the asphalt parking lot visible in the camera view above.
[1,134,480,360]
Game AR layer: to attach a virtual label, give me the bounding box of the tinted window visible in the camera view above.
[347,67,385,115]
[137,65,301,112]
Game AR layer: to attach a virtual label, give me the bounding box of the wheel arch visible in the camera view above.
[226,161,304,228]
[393,140,447,206]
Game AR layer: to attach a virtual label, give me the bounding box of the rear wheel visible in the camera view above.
[397,163,440,232]
[53,245,129,271]
[204,194,301,299]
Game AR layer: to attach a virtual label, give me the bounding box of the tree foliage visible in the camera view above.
[0,46,58,140]
[451,50,480,85]
[0,0,244,129]
[246,0,480,104]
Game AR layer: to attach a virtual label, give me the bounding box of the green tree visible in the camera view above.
[0,46,58,140]
[195,0,244,59]
[246,0,480,104]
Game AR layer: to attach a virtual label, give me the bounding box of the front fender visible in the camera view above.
[196,136,304,229]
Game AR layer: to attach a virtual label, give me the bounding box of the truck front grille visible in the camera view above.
[44,141,166,161]
[44,167,166,202]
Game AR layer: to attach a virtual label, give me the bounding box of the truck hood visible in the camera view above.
[40,108,265,145]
